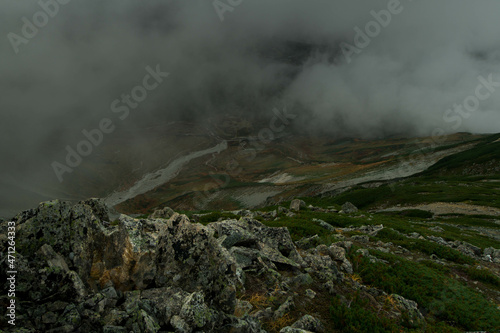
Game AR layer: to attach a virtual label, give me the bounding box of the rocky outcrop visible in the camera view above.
[0,199,434,332]
[0,199,242,332]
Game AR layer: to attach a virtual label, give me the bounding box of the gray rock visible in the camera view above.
[312,218,335,232]
[429,226,444,233]
[290,199,306,212]
[290,273,314,286]
[280,328,314,333]
[341,202,358,214]
[392,294,425,328]
[328,244,353,274]
[155,213,238,314]
[302,250,343,284]
[296,235,320,250]
[278,206,289,214]
[101,287,118,300]
[179,292,216,329]
[290,314,324,332]
[235,300,253,316]
[351,235,370,242]
[274,296,295,319]
[305,289,316,299]
[210,217,304,269]
[103,326,127,333]
[150,206,175,219]
[335,241,353,252]
[170,315,190,333]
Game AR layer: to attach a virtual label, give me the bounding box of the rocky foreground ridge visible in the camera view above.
[1,199,496,332]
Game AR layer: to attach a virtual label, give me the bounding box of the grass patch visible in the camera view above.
[353,251,500,331]
[461,266,500,288]
[329,292,405,332]
[374,229,474,264]
[382,209,434,219]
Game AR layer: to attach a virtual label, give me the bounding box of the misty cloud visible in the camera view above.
[1,0,499,216]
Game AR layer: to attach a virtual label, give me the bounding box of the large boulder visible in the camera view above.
[341,202,358,214]
[154,213,239,313]
[209,217,304,269]
[3,200,244,332]
[290,199,306,212]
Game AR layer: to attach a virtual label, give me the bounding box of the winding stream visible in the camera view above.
[104,141,228,207]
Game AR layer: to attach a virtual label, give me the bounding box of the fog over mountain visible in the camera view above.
[1,0,499,216]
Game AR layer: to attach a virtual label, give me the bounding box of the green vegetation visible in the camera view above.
[461,266,500,288]
[352,251,500,331]
[374,228,474,264]
[422,134,500,176]
[110,219,121,226]
[329,293,402,333]
[382,209,434,219]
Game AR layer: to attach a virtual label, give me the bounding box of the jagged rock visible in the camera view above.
[209,217,304,269]
[289,314,324,332]
[335,241,353,252]
[290,199,306,212]
[230,246,260,269]
[150,206,174,219]
[235,299,253,316]
[451,241,482,257]
[328,244,353,274]
[278,206,289,214]
[392,294,425,328]
[137,287,189,326]
[102,309,128,326]
[210,219,257,248]
[170,315,190,333]
[37,244,88,299]
[305,289,316,299]
[252,307,273,321]
[427,235,448,246]
[358,224,384,236]
[274,296,295,319]
[103,326,127,333]
[312,218,335,232]
[351,235,370,242]
[13,199,160,291]
[178,291,217,329]
[289,273,314,286]
[280,328,314,333]
[154,213,239,313]
[355,248,384,264]
[303,248,343,283]
[229,314,266,333]
[484,247,500,263]
[341,202,358,214]
[429,226,444,233]
[296,235,320,249]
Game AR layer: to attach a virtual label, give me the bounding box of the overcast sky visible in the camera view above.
[1,0,499,216]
